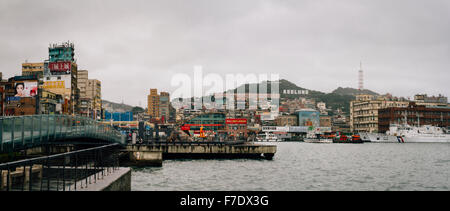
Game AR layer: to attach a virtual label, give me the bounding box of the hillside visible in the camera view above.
[226,79,322,96]
[228,80,367,113]
[172,79,371,113]
[332,87,379,96]
[102,100,134,113]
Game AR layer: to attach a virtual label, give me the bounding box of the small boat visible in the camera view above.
[256,133,281,142]
[303,132,332,143]
[333,134,364,144]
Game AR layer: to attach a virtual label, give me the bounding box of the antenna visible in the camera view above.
[416,112,423,127]
[358,62,364,91]
[403,111,408,125]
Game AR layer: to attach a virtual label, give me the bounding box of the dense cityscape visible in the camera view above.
[1,41,448,143]
[0,42,450,141]
[1,1,449,198]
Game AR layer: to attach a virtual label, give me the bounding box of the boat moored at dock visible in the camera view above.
[364,124,450,143]
[333,134,364,144]
[303,132,332,143]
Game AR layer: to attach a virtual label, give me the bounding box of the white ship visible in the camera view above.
[256,133,282,142]
[303,131,332,143]
[363,132,401,143]
[304,138,333,143]
[365,124,450,143]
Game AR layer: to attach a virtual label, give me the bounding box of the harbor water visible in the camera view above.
[131,142,449,191]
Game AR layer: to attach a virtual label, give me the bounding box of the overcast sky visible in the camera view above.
[1,0,449,107]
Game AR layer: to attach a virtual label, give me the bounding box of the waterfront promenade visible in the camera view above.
[0,115,277,191]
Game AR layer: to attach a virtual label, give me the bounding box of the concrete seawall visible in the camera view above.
[75,167,131,191]
[121,150,163,167]
[124,144,277,164]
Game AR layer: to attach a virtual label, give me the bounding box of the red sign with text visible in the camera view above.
[225,119,247,125]
[49,62,71,74]
[183,124,222,127]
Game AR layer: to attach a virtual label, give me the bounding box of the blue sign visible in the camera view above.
[7,96,21,102]
[104,111,133,121]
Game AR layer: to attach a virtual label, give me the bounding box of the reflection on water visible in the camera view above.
[131,142,450,191]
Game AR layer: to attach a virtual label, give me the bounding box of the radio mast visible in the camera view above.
[358,62,364,91]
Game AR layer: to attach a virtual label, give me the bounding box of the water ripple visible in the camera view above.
[131,142,450,191]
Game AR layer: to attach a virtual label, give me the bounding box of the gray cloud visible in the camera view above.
[1,0,449,106]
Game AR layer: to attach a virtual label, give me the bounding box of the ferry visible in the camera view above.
[303,132,332,143]
[256,133,282,142]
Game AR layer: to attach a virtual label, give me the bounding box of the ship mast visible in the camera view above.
[403,111,407,126]
[416,112,423,127]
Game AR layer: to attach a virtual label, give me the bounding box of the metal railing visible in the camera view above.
[0,143,120,191]
[0,115,126,153]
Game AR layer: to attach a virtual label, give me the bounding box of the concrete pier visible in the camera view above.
[122,150,163,167]
[123,143,277,165]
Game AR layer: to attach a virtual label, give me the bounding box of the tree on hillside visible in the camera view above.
[131,106,145,114]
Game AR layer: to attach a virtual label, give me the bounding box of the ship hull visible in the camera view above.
[304,139,332,143]
[403,136,450,143]
[365,133,450,143]
[367,133,400,143]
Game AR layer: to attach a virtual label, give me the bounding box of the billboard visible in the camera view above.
[282,89,309,95]
[181,126,190,131]
[43,75,72,97]
[262,126,289,132]
[288,126,309,133]
[226,119,248,125]
[49,61,71,74]
[43,80,66,89]
[261,112,277,121]
[104,111,133,122]
[14,82,38,97]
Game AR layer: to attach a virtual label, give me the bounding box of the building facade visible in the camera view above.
[22,62,44,79]
[147,89,160,118]
[76,69,101,118]
[0,86,4,116]
[87,79,102,119]
[319,115,332,127]
[350,94,410,133]
[39,89,61,114]
[181,112,226,134]
[77,70,88,97]
[331,114,351,133]
[275,115,298,126]
[296,109,320,127]
[2,76,39,116]
[225,118,248,138]
[378,102,450,133]
[49,42,75,62]
[77,70,89,116]
[414,94,447,106]
[159,92,170,122]
[43,42,79,115]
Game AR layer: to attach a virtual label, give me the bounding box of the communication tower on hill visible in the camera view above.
[358,62,364,91]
